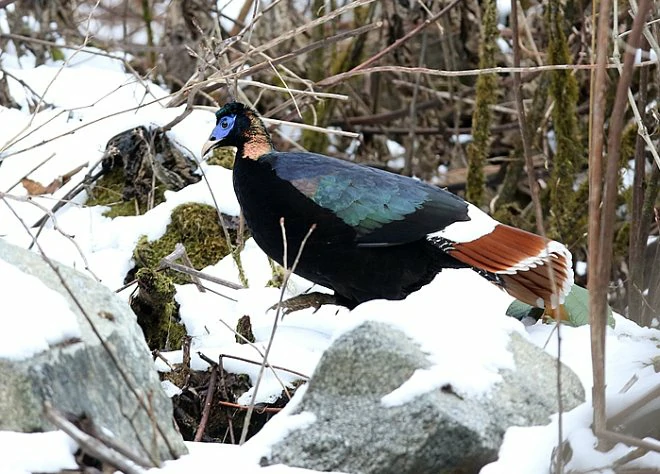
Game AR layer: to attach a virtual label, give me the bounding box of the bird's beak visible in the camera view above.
[201,139,218,159]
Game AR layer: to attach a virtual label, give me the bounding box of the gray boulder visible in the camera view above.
[0,240,186,465]
[267,321,584,474]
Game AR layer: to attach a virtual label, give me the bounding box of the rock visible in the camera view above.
[0,240,187,465]
[266,321,584,474]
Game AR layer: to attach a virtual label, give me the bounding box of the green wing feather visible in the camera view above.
[263,152,469,245]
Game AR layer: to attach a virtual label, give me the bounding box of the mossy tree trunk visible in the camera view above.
[465,0,498,207]
[545,1,583,244]
[301,0,332,152]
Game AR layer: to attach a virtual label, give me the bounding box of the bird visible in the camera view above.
[201,102,574,310]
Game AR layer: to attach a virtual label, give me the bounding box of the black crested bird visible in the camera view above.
[201,102,574,310]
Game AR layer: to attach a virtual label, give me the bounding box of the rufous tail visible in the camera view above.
[446,224,574,308]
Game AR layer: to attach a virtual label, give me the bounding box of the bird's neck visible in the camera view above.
[237,117,274,161]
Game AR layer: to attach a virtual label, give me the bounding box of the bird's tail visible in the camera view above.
[435,224,574,309]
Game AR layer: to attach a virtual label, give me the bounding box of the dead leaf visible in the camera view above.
[20,163,87,196]
[21,178,49,195]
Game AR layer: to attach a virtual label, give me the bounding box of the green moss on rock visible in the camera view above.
[130,267,186,351]
[132,203,234,285]
[86,166,166,218]
[206,147,236,169]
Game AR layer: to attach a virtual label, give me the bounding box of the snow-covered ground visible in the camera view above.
[1,23,660,474]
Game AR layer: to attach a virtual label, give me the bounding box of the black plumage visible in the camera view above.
[202,102,574,309]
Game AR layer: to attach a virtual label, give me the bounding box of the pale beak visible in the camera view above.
[201,139,218,159]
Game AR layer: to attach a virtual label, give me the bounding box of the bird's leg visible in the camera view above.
[269,292,339,316]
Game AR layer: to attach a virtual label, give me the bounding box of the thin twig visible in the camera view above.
[510,4,545,237]
[236,79,348,100]
[0,93,172,160]
[198,346,299,400]
[594,0,651,436]
[262,117,360,139]
[223,0,376,68]
[158,260,244,291]
[159,243,205,292]
[0,33,159,101]
[194,365,218,442]
[218,356,236,444]
[511,5,564,469]
[611,447,649,470]
[212,352,309,380]
[314,60,657,88]
[212,21,383,90]
[217,400,282,413]
[627,42,650,325]
[607,384,660,429]
[595,429,660,454]
[44,402,150,473]
[588,0,613,436]
[323,0,461,86]
[239,220,316,445]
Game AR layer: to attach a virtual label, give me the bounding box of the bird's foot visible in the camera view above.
[269,292,338,316]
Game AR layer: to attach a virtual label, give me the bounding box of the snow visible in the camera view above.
[635,47,658,64]
[576,260,587,276]
[0,257,80,360]
[1,20,660,474]
[428,202,497,243]
[363,270,519,406]
[0,431,78,474]
[496,0,511,25]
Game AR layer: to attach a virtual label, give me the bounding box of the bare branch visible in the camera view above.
[44,402,151,473]
[239,219,316,445]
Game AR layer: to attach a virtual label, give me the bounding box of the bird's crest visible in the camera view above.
[215,101,252,121]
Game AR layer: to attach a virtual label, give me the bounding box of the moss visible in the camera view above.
[132,203,234,285]
[130,267,186,351]
[86,166,167,218]
[50,47,65,62]
[545,1,585,243]
[465,0,499,206]
[206,147,236,169]
[232,248,249,288]
[266,258,286,288]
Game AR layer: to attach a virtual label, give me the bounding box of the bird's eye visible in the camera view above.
[220,118,229,129]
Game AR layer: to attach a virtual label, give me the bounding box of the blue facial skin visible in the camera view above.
[211,115,236,141]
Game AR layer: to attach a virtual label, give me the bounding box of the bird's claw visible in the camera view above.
[269,292,338,317]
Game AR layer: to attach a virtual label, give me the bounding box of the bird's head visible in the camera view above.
[201,102,272,161]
